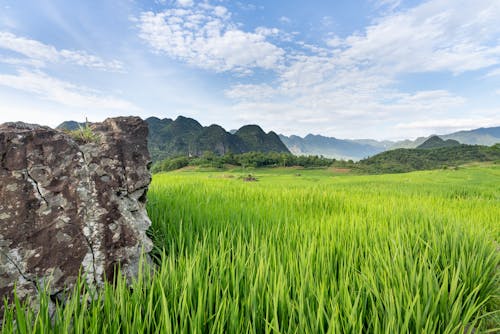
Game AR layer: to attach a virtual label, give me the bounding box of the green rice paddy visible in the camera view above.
[3,165,500,333]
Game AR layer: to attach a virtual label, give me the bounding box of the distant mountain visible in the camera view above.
[57,121,84,131]
[416,136,460,149]
[145,116,290,162]
[57,118,500,163]
[440,127,500,146]
[390,126,500,149]
[279,134,388,161]
[389,137,428,149]
[358,144,500,174]
[280,126,500,160]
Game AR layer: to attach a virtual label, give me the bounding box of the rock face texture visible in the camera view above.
[0,117,153,307]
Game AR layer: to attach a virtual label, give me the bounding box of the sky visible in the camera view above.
[0,0,499,140]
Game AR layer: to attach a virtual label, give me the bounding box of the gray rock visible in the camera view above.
[0,117,153,311]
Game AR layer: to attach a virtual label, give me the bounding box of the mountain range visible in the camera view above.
[280,126,500,160]
[145,116,289,162]
[279,134,390,161]
[57,117,500,163]
[59,117,290,162]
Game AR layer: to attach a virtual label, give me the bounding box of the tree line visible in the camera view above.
[151,151,337,172]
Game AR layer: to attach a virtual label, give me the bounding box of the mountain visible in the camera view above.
[440,127,500,146]
[57,118,500,162]
[144,116,290,162]
[235,125,289,153]
[192,124,247,156]
[416,136,460,149]
[279,134,388,161]
[389,137,428,149]
[144,116,203,161]
[390,126,500,149]
[57,121,85,131]
[280,126,500,160]
[358,144,500,174]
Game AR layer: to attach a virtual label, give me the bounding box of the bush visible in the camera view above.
[159,156,190,171]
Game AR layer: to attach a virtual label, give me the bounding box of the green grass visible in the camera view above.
[2,166,499,333]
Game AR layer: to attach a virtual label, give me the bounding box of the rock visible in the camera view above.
[0,117,153,310]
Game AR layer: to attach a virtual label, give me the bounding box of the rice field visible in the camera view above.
[2,165,500,333]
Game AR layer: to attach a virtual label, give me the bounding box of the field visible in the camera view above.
[3,166,500,333]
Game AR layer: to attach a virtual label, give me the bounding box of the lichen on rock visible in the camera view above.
[0,117,153,311]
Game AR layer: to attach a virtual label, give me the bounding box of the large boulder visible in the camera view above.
[0,117,153,308]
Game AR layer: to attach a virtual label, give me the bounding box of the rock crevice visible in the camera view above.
[0,117,153,309]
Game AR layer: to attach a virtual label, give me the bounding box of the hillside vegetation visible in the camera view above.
[3,166,499,332]
[56,119,500,162]
[152,143,500,175]
[146,117,290,162]
[151,151,334,172]
[358,144,500,174]
[416,135,460,149]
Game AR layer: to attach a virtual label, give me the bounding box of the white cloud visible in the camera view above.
[0,100,78,127]
[395,117,500,131]
[133,0,500,138]
[177,0,194,7]
[276,0,500,93]
[279,16,291,24]
[392,90,466,111]
[325,36,345,48]
[220,86,470,139]
[321,16,334,28]
[224,83,276,101]
[221,0,500,103]
[0,69,139,111]
[340,0,500,75]
[0,57,45,67]
[219,0,500,138]
[373,0,402,12]
[486,67,500,77]
[213,6,228,18]
[0,32,123,71]
[137,4,284,73]
[254,27,280,37]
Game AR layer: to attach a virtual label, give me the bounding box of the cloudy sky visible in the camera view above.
[0,0,499,140]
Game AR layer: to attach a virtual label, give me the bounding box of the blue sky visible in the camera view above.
[0,0,499,140]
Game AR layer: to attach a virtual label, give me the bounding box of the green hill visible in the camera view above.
[235,125,289,153]
[145,117,290,162]
[416,136,460,149]
[358,144,500,174]
[144,116,204,161]
[192,124,246,156]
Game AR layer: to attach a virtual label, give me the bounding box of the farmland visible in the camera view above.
[3,165,499,333]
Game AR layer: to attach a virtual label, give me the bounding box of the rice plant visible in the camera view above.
[2,165,499,333]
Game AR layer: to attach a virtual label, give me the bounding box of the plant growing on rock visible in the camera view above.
[68,119,101,144]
